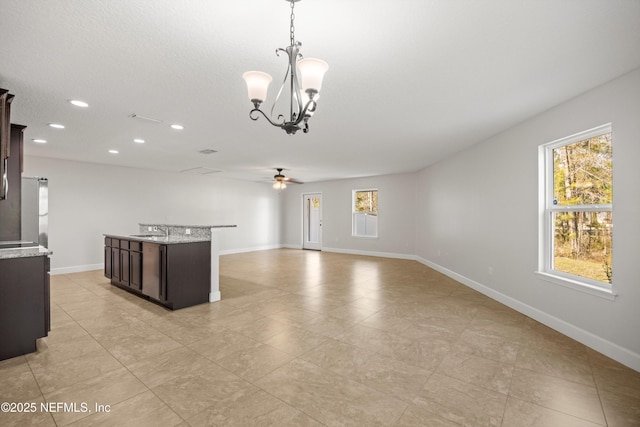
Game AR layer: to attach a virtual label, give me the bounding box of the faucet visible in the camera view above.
[155,226,169,237]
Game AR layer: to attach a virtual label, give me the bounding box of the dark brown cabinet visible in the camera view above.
[0,124,25,241]
[162,242,210,309]
[129,241,142,290]
[105,238,141,290]
[105,236,210,310]
[0,255,50,360]
[104,237,112,278]
[120,241,130,286]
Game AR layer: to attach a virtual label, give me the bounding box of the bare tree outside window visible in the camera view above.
[550,132,612,283]
[353,190,378,237]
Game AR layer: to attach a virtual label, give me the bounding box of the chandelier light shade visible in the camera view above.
[242,0,328,135]
[242,71,273,104]
[273,181,287,190]
[297,58,329,94]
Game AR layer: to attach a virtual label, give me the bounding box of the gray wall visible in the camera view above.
[280,68,640,371]
[281,172,416,258]
[414,68,640,369]
[23,157,282,273]
[23,68,640,370]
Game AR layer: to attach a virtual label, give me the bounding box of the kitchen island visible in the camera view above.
[104,224,235,310]
[0,243,51,360]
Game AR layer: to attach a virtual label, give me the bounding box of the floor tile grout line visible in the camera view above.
[39,252,639,426]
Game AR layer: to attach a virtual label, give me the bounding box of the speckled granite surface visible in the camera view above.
[105,233,211,244]
[0,246,51,259]
[105,224,236,245]
[137,224,237,240]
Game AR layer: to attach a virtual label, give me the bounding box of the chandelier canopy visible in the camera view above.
[242,0,328,135]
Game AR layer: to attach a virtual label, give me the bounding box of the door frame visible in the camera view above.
[302,192,323,250]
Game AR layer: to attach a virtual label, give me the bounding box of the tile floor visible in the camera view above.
[1,249,639,426]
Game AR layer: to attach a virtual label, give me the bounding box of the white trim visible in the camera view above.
[50,263,103,275]
[539,123,614,295]
[544,123,612,149]
[281,243,303,250]
[209,229,221,302]
[416,256,640,373]
[534,271,617,300]
[219,244,283,256]
[51,246,285,274]
[323,246,415,260]
[302,192,323,251]
[352,189,379,238]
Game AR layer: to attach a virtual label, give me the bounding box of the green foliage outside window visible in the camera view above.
[552,133,612,283]
[354,190,378,214]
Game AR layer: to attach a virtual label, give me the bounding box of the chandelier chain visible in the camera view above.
[289,0,296,46]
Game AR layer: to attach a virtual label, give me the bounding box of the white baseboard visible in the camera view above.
[281,243,303,250]
[415,256,640,373]
[51,263,103,275]
[322,246,416,260]
[49,247,639,372]
[49,245,285,274]
[219,244,283,256]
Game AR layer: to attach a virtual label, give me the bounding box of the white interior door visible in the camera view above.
[303,193,322,250]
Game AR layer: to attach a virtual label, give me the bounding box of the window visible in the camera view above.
[353,189,378,237]
[538,124,614,298]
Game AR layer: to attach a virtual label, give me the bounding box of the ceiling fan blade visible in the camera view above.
[284,177,304,184]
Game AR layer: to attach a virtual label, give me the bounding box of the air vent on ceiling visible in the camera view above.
[198,149,218,155]
[179,167,222,175]
[129,113,162,123]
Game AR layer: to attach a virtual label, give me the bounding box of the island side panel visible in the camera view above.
[210,229,221,302]
[0,255,48,360]
[165,241,211,309]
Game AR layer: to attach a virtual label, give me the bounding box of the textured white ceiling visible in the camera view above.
[1,0,639,183]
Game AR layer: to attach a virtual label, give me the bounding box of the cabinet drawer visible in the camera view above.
[129,241,142,252]
[105,237,112,247]
[119,240,129,250]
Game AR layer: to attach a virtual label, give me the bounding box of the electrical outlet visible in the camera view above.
[185,228,191,235]
[488,267,493,276]
[148,226,152,232]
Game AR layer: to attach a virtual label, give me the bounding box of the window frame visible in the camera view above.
[352,188,378,238]
[536,123,616,300]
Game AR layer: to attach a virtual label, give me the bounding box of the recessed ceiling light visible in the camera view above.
[32,139,47,144]
[69,99,89,107]
[133,138,145,144]
[170,124,184,130]
[48,123,65,129]
[108,149,119,154]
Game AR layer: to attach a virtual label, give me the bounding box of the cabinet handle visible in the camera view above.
[159,246,164,298]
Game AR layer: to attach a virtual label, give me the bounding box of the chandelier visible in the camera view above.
[242,0,328,135]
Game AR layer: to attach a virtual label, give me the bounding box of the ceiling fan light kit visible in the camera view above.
[272,168,303,190]
[243,0,328,135]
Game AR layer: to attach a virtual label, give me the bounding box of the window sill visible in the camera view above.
[352,235,378,239]
[534,271,617,301]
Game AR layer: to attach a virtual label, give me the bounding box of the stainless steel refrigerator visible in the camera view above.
[21,176,48,248]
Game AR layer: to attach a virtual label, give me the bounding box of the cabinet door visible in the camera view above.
[120,249,130,286]
[104,245,112,278]
[130,251,142,290]
[44,256,50,333]
[141,242,160,300]
[159,245,167,301]
[111,246,120,283]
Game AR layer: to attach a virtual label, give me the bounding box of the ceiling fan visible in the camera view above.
[272,168,303,189]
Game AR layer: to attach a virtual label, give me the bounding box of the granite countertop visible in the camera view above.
[107,223,236,245]
[105,234,211,244]
[138,224,237,229]
[0,246,52,260]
